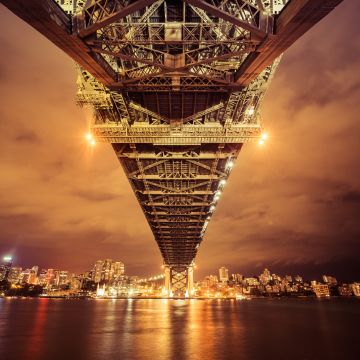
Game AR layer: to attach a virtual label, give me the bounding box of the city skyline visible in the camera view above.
[2,254,359,300]
[1,254,358,285]
[0,1,360,280]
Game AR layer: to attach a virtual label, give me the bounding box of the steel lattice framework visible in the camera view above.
[1,0,344,296]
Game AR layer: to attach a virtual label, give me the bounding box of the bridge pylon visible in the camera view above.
[165,265,194,298]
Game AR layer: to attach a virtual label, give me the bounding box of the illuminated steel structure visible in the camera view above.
[1,0,343,296]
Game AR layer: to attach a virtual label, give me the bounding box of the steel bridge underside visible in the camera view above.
[116,143,242,267]
[0,0,344,296]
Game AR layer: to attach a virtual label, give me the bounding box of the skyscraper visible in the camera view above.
[219,267,229,283]
[0,256,13,281]
[92,259,125,283]
[8,267,22,284]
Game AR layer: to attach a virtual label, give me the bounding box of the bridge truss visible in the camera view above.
[1,0,343,297]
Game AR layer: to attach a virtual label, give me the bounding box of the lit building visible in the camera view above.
[20,269,31,284]
[38,269,48,286]
[338,284,353,296]
[245,277,260,286]
[259,268,272,285]
[312,284,330,297]
[322,275,338,285]
[58,271,69,286]
[8,267,22,283]
[219,267,229,283]
[0,256,13,281]
[70,275,82,290]
[351,283,360,297]
[29,266,39,284]
[231,273,243,284]
[93,259,125,283]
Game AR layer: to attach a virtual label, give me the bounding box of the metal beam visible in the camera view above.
[185,0,267,40]
[235,0,344,85]
[79,0,157,37]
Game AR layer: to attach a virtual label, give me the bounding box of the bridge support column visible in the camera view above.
[164,266,194,298]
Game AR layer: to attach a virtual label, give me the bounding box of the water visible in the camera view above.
[0,298,359,360]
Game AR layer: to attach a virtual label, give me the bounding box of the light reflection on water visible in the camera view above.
[0,298,359,360]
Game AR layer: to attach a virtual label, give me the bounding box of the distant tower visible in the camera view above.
[0,256,13,281]
[219,267,229,283]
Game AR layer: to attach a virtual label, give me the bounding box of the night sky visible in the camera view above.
[0,1,359,281]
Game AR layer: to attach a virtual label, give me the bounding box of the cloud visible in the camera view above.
[72,189,120,202]
[14,130,41,144]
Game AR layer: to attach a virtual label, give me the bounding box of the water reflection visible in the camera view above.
[25,298,49,359]
[0,298,359,360]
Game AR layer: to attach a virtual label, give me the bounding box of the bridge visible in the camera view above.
[1,0,343,297]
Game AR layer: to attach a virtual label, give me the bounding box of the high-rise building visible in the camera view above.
[38,269,48,286]
[0,256,13,281]
[92,259,125,283]
[28,266,39,284]
[8,267,22,283]
[231,273,243,284]
[59,271,69,286]
[219,267,229,283]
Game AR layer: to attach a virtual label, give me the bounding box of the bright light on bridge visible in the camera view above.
[258,132,268,146]
[226,159,234,170]
[85,132,96,147]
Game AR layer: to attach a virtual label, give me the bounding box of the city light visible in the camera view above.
[3,256,12,262]
[219,179,226,187]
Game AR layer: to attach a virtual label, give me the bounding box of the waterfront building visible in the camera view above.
[312,284,330,298]
[351,283,360,297]
[219,267,229,283]
[0,256,13,281]
[322,275,338,285]
[338,284,353,296]
[259,268,272,285]
[7,267,22,283]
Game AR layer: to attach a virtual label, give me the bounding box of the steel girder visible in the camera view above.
[114,143,240,266]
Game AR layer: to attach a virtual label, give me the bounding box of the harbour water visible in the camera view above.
[0,297,359,360]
